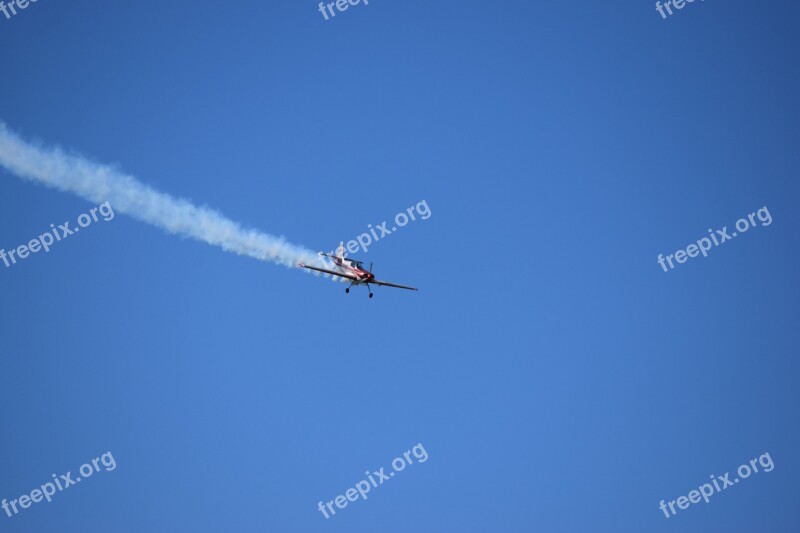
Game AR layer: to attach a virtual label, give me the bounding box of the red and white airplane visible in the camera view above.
[299,242,418,298]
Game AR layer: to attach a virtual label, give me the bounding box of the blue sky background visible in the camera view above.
[1,1,799,531]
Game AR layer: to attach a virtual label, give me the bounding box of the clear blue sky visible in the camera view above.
[1,1,799,531]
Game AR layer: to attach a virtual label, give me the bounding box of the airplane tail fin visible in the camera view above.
[336,241,346,258]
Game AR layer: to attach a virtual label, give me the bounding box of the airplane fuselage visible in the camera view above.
[331,256,374,284]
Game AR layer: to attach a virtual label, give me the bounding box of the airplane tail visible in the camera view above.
[336,241,346,258]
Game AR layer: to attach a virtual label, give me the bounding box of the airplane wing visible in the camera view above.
[299,263,359,281]
[371,279,419,291]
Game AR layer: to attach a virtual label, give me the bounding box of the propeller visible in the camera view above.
[369,262,373,273]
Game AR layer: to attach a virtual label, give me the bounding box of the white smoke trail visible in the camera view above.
[0,122,330,272]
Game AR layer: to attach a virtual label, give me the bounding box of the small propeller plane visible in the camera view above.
[299,242,418,298]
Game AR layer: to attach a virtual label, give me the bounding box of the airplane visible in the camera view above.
[299,242,418,298]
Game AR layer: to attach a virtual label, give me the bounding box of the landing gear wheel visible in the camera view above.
[345,288,350,294]
[369,293,374,299]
